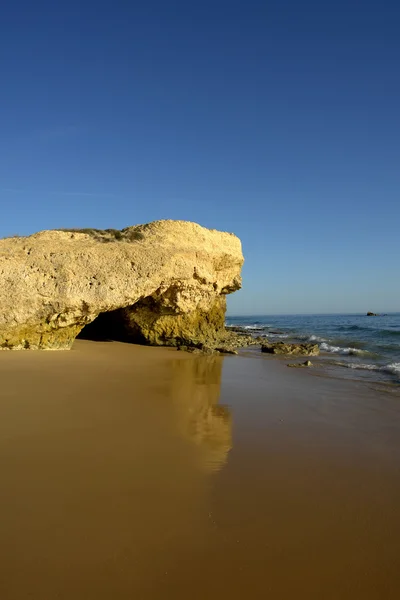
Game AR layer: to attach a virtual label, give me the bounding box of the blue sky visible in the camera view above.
[1,0,399,314]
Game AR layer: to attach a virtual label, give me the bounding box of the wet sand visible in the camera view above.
[1,341,400,599]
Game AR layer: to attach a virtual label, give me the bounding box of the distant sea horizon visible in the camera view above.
[227,312,398,317]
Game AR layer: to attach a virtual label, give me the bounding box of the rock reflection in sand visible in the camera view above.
[0,343,233,598]
[170,355,232,473]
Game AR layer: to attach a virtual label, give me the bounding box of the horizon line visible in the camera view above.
[226,311,399,317]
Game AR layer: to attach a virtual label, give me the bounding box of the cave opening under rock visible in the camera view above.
[76,295,227,348]
[76,307,147,344]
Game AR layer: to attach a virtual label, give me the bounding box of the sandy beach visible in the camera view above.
[1,341,400,599]
[2,0,399,596]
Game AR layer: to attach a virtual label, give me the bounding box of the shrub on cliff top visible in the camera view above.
[60,227,145,243]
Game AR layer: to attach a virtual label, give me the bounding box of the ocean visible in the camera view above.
[226,313,400,385]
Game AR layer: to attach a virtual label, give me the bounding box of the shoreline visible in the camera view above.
[240,344,400,393]
[226,314,400,386]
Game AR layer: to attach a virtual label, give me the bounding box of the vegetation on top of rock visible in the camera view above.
[1,234,25,240]
[59,227,145,243]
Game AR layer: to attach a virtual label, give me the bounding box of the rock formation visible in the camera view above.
[261,342,320,356]
[0,221,243,350]
[287,360,313,368]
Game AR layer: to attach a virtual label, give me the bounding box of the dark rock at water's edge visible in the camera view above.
[287,360,313,368]
[176,329,264,355]
[215,346,239,355]
[226,325,266,335]
[225,325,250,333]
[367,312,378,316]
[261,342,319,356]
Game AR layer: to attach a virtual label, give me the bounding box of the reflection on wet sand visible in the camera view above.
[0,341,230,599]
[170,355,231,472]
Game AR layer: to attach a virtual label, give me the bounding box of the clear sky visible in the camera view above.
[1,0,399,314]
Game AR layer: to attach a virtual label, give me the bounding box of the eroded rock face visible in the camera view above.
[98,294,227,347]
[0,221,243,350]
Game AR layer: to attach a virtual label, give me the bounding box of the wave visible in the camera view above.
[344,363,378,370]
[296,333,326,343]
[238,324,270,331]
[308,334,326,343]
[329,337,368,349]
[379,329,400,338]
[337,324,368,332]
[225,324,264,330]
[267,333,289,339]
[320,342,367,356]
[335,362,400,379]
[371,342,400,353]
[386,363,400,378]
[336,324,400,337]
[385,363,400,377]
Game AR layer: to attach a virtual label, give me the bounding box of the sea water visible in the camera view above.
[226,313,400,384]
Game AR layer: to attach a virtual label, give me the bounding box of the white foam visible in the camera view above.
[385,363,400,376]
[342,363,378,371]
[336,362,400,379]
[297,333,326,343]
[320,342,364,355]
[225,324,263,330]
[308,334,326,342]
[267,333,289,339]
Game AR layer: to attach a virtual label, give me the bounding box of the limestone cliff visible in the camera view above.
[0,221,243,350]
